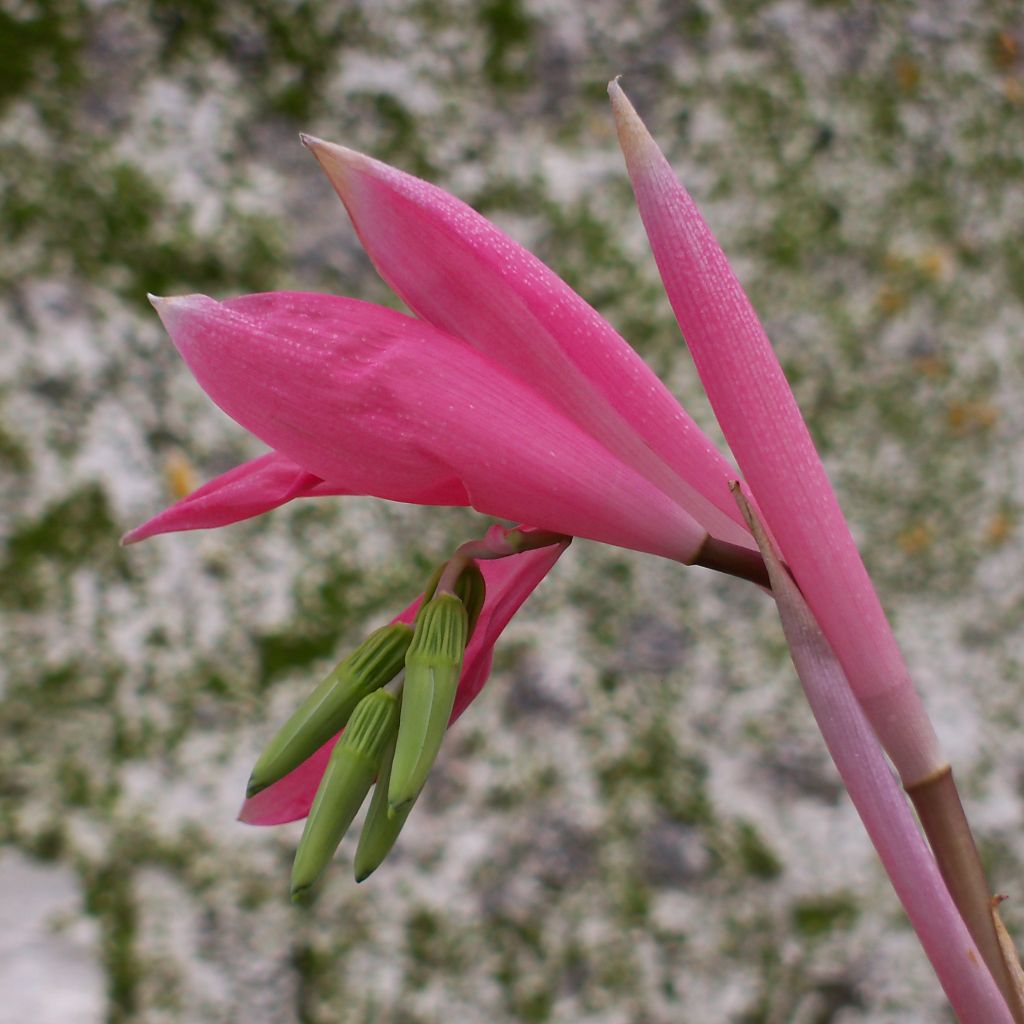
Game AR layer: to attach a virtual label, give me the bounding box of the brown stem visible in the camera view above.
[907,765,1024,1022]
[692,535,770,589]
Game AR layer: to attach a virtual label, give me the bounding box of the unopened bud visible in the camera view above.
[353,738,417,882]
[247,623,412,797]
[453,561,486,639]
[387,594,468,812]
[290,690,399,899]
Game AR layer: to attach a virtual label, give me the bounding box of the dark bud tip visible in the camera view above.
[245,777,267,800]
[291,884,314,905]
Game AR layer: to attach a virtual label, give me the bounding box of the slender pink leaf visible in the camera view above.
[739,489,1011,1024]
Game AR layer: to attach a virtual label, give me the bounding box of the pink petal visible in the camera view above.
[152,291,707,563]
[239,538,567,825]
[122,447,473,544]
[302,136,752,549]
[122,451,317,544]
[610,82,942,785]
[742,490,1012,1024]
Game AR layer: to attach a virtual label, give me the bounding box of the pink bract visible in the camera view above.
[741,491,1011,1024]
[303,135,751,548]
[610,81,942,786]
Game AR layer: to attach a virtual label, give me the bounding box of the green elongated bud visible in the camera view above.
[453,562,486,639]
[290,690,399,900]
[247,623,412,798]
[419,560,485,638]
[353,738,417,883]
[388,594,468,812]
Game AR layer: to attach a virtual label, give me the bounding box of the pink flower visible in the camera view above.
[125,139,762,571]
[121,128,771,869]
[129,290,711,562]
[239,536,567,826]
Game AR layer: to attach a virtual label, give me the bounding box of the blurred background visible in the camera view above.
[2,1,1024,1021]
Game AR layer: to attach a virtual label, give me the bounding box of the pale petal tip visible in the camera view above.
[237,800,257,825]
[300,135,375,194]
[608,78,659,169]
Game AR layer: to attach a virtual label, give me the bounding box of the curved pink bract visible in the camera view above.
[610,81,942,786]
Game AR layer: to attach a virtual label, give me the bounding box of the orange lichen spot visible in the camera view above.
[918,246,953,282]
[894,56,921,93]
[911,354,949,379]
[898,522,934,556]
[165,450,198,499]
[1004,77,1024,105]
[947,400,998,435]
[985,511,1015,547]
[876,283,907,314]
[994,30,1020,69]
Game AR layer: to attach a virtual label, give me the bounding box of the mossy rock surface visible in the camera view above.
[3,2,1024,1021]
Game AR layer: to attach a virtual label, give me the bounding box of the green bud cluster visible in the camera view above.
[249,558,485,897]
[247,623,412,797]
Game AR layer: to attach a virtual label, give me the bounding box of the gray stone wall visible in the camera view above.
[3,1,1023,1020]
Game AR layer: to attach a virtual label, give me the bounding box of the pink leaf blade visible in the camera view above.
[610,83,942,784]
[739,489,1012,1024]
[302,136,752,548]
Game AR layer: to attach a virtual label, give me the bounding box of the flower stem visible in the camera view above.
[692,535,769,588]
[907,765,1024,1022]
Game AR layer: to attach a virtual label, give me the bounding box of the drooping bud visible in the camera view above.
[353,738,417,882]
[247,623,412,797]
[290,689,399,899]
[387,593,468,812]
[453,560,486,639]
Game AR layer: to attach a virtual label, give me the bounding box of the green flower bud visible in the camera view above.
[353,738,417,883]
[247,623,412,798]
[388,594,468,813]
[453,561,486,639]
[290,690,399,900]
